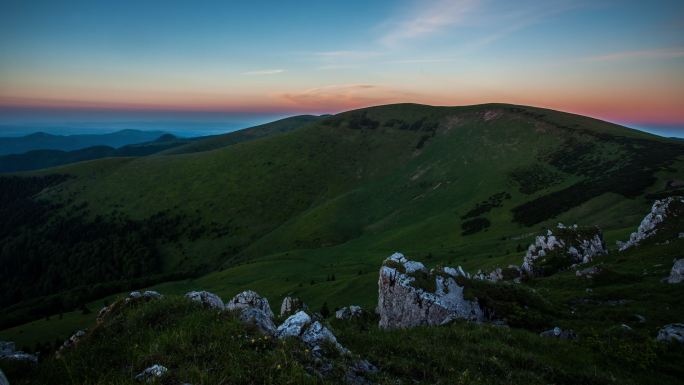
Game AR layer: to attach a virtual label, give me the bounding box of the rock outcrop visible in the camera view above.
[656,323,684,343]
[185,291,225,310]
[98,290,164,323]
[280,296,306,317]
[276,311,347,354]
[667,259,684,284]
[618,196,684,251]
[135,364,168,382]
[521,224,607,277]
[377,253,483,329]
[129,290,163,299]
[335,306,363,320]
[226,290,274,319]
[56,329,86,358]
[0,341,38,363]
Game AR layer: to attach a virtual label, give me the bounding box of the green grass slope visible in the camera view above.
[2,237,683,385]
[1,103,683,331]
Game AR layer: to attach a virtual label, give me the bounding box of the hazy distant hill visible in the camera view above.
[0,116,321,172]
[0,129,169,155]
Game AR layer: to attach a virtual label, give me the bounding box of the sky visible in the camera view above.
[1,0,683,136]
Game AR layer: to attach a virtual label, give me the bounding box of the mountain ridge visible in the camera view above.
[0,102,682,335]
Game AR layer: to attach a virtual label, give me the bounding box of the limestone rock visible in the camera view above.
[377,252,483,329]
[226,290,274,318]
[275,311,312,339]
[280,296,306,317]
[667,259,684,284]
[335,306,363,320]
[540,326,577,340]
[185,291,225,310]
[0,341,38,363]
[618,196,684,251]
[521,224,607,277]
[276,311,348,354]
[135,364,168,382]
[239,308,276,335]
[657,323,684,343]
[56,329,86,358]
[301,321,348,354]
[575,266,602,279]
[656,324,684,344]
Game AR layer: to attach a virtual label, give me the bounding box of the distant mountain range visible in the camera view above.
[0,116,321,173]
[0,129,169,156]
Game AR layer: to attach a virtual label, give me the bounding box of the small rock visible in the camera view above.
[335,306,363,320]
[540,326,577,340]
[142,290,163,299]
[633,314,646,323]
[239,308,276,335]
[667,259,684,284]
[657,323,684,343]
[280,296,306,317]
[185,291,225,310]
[0,342,14,356]
[576,266,602,278]
[226,290,274,319]
[135,364,168,382]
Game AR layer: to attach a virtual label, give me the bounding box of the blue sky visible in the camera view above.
[0,0,683,136]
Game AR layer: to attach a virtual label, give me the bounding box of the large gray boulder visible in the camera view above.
[657,323,684,343]
[226,290,274,319]
[185,291,225,310]
[618,196,684,251]
[377,253,483,329]
[667,259,684,284]
[239,308,277,335]
[521,223,607,277]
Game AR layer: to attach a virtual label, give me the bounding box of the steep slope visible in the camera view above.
[162,114,323,154]
[1,103,683,329]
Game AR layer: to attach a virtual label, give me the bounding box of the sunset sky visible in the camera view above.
[1,0,683,136]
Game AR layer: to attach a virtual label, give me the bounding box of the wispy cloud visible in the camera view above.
[379,0,479,46]
[241,69,285,76]
[585,47,684,62]
[275,84,415,111]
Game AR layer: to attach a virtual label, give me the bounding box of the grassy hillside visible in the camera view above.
[2,237,683,385]
[1,103,683,331]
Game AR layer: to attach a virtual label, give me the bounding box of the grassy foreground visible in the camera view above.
[2,236,683,384]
